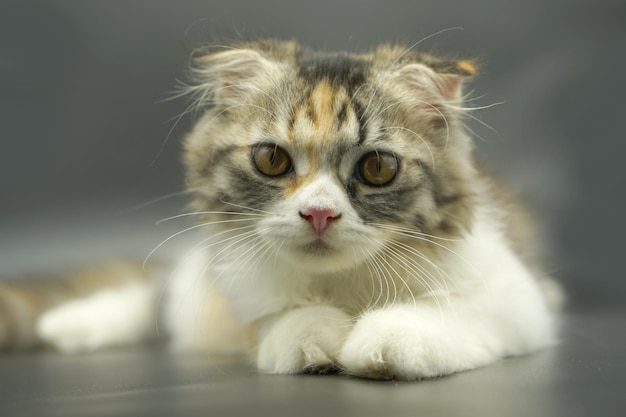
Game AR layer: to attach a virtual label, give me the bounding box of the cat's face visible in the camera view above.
[184,40,477,273]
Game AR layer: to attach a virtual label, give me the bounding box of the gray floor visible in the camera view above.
[1,311,624,417]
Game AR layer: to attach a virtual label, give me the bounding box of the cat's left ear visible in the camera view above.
[190,46,284,106]
[394,59,477,103]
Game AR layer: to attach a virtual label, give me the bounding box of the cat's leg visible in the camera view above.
[255,305,352,374]
[0,263,158,352]
[339,249,557,380]
[164,253,246,353]
[36,279,157,353]
[0,263,158,351]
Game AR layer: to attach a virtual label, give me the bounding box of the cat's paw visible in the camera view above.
[339,308,496,380]
[256,306,351,374]
[36,284,153,353]
[37,302,109,353]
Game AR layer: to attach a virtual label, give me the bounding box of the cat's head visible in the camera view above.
[183,39,478,273]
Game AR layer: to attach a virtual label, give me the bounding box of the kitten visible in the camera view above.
[0,39,562,380]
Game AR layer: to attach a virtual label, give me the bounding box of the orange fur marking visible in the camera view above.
[308,80,337,137]
[457,60,477,76]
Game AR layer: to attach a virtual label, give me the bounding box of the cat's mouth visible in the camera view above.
[298,239,335,256]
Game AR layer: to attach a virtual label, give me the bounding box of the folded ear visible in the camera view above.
[394,59,477,104]
[190,47,284,106]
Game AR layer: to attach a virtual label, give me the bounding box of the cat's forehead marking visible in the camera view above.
[288,82,358,149]
[287,53,368,146]
[308,80,334,129]
[305,80,347,139]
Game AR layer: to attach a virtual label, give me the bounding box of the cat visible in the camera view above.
[0,39,562,380]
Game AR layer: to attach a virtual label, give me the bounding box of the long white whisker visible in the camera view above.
[187,224,258,254]
[379,126,436,170]
[101,190,189,216]
[239,236,282,281]
[361,248,383,307]
[212,228,276,292]
[219,199,276,215]
[144,218,258,269]
[389,27,465,68]
[367,223,460,242]
[151,99,199,166]
[372,224,477,272]
[154,225,261,330]
[358,246,381,311]
[383,241,451,313]
[385,239,454,293]
[363,237,418,309]
[156,211,264,224]
[271,239,286,272]
[364,242,396,308]
[202,228,270,272]
[361,99,413,130]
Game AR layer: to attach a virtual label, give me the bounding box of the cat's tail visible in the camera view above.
[0,262,159,352]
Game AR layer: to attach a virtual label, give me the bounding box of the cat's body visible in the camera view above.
[0,40,561,380]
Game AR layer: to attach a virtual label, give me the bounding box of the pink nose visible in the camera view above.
[299,207,341,237]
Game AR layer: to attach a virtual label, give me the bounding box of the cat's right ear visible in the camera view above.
[190,47,282,106]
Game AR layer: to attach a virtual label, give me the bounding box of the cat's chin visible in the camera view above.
[281,239,367,273]
[297,240,335,256]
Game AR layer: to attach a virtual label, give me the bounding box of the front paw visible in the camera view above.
[256,306,351,374]
[339,309,496,380]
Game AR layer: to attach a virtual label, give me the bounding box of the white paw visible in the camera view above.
[36,284,153,353]
[257,306,351,374]
[37,300,113,353]
[339,308,498,380]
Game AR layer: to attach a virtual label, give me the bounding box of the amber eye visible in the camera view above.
[356,151,399,186]
[252,144,292,177]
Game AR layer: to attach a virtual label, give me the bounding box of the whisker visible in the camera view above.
[388,27,465,68]
[385,239,454,292]
[349,82,373,104]
[156,211,264,225]
[363,241,396,308]
[154,226,262,332]
[235,236,282,283]
[358,246,381,311]
[144,218,258,269]
[362,237,419,308]
[100,190,189,216]
[360,99,414,130]
[362,246,386,310]
[213,102,276,119]
[449,101,505,113]
[379,126,436,170]
[382,241,452,315]
[379,248,418,309]
[201,228,269,272]
[211,229,276,293]
[271,239,287,272]
[373,224,464,255]
[219,199,276,215]
[187,224,258,254]
[367,223,460,242]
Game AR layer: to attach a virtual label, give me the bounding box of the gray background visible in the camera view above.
[1,1,625,417]
[0,1,624,311]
